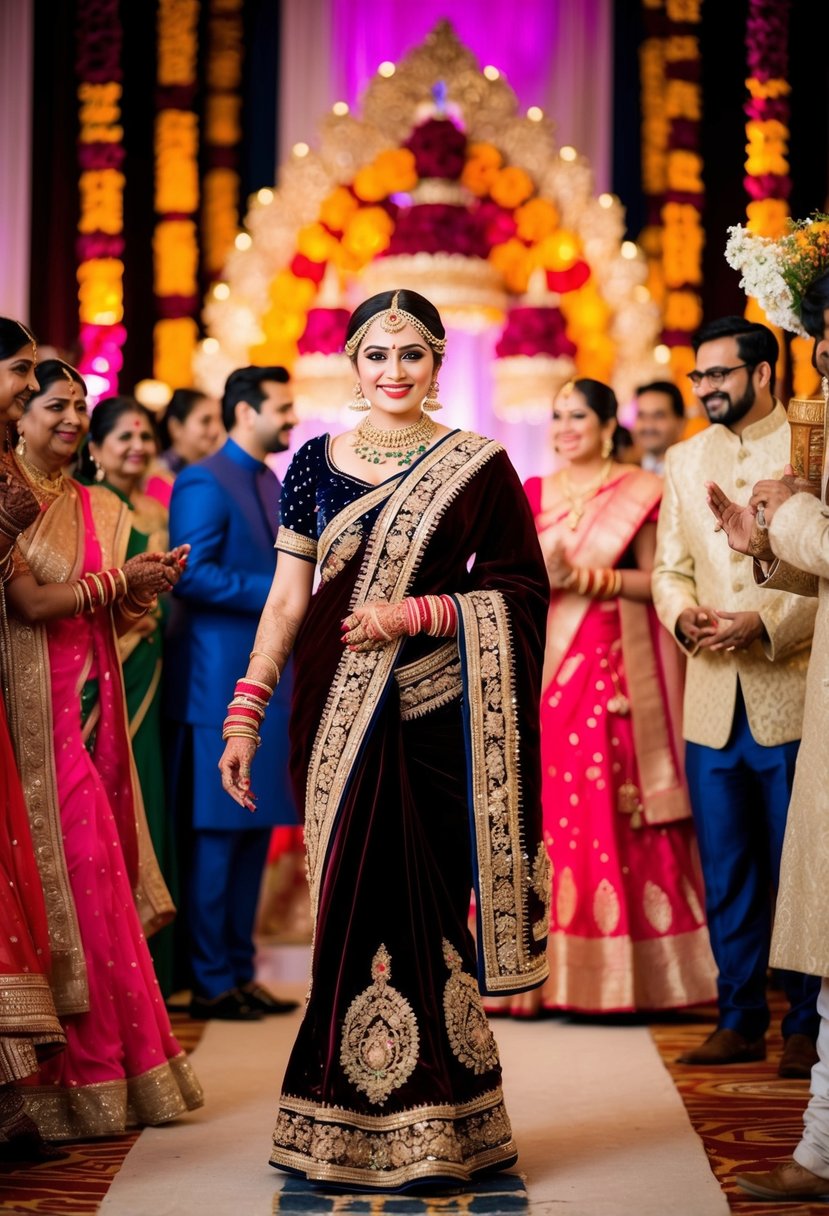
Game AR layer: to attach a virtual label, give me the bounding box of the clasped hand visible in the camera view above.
[676,605,763,653]
[123,544,190,597]
[341,602,409,652]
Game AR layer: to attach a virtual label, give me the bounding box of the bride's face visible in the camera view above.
[354,318,436,418]
[551,388,608,463]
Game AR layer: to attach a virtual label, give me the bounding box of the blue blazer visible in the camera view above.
[166,437,295,829]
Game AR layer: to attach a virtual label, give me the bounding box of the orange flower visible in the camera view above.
[746,199,789,238]
[206,94,242,146]
[341,207,394,262]
[352,165,387,203]
[297,222,340,262]
[269,272,316,313]
[664,289,702,332]
[319,187,359,233]
[373,149,418,194]
[77,259,124,325]
[666,150,703,193]
[461,143,502,196]
[79,170,125,235]
[153,220,198,296]
[490,166,534,210]
[514,198,559,244]
[488,238,532,294]
[154,317,198,388]
[203,168,240,273]
[533,230,580,272]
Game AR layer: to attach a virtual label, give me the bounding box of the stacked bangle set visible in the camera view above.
[562,567,622,599]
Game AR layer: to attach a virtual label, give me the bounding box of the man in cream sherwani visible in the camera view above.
[710,274,829,1202]
[652,316,819,1076]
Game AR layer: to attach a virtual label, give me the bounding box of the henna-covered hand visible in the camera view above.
[342,602,410,652]
[218,736,258,813]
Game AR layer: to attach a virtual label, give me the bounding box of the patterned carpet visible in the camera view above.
[648,993,825,1215]
[0,997,825,1214]
[0,1012,203,1216]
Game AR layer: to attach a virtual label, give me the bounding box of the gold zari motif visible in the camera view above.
[320,523,363,583]
[530,844,552,941]
[643,880,673,934]
[442,939,498,1075]
[396,642,462,720]
[593,878,621,935]
[339,946,419,1106]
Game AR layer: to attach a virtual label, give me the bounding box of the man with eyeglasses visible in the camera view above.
[652,316,819,1077]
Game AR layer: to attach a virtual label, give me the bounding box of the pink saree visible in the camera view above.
[4,479,203,1138]
[524,469,716,1012]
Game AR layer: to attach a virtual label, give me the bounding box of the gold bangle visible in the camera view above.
[249,650,280,685]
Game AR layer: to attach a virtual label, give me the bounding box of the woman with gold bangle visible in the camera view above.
[513,377,716,1016]
[2,359,203,1140]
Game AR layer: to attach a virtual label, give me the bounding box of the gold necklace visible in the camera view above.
[559,459,612,530]
[352,413,437,467]
[16,451,66,503]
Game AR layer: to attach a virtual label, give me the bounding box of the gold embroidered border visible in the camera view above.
[276,525,318,561]
[457,590,548,992]
[320,522,364,584]
[0,973,62,1035]
[23,1052,204,1141]
[317,479,397,572]
[396,641,462,720]
[270,1087,515,1188]
[304,434,501,924]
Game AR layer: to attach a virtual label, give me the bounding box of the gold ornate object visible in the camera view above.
[559,460,612,530]
[788,392,826,498]
[292,353,356,420]
[618,779,643,830]
[492,354,577,423]
[358,253,506,333]
[16,452,66,504]
[353,414,436,467]
[344,292,448,358]
[339,945,419,1105]
[441,938,498,1075]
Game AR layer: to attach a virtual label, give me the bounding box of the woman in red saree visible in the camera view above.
[0,319,66,1159]
[219,290,550,1190]
[3,359,203,1139]
[520,379,716,1015]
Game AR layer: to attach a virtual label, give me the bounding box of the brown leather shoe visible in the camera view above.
[736,1160,829,1200]
[779,1033,819,1079]
[676,1027,766,1065]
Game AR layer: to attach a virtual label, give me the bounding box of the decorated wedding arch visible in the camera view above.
[194,22,663,424]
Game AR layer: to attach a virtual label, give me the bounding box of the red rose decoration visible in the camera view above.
[404,118,467,180]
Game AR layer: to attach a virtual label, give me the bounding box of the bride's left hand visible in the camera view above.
[341,602,410,651]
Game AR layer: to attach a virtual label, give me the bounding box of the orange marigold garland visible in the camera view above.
[153,0,200,388]
[75,0,126,400]
[660,0,704,409]
[202,0,244,283]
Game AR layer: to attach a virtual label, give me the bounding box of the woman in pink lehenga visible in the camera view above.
[509,379,716,1016]
[2,360,203,1139]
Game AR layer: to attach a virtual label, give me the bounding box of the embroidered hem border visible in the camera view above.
[542,926,717,1012]
[22,1051,204,1140]
[457,590,548,993]
[270,1088,516,1188]
[276,525,318,562]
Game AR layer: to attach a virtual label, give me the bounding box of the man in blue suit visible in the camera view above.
[167,365,299,1020]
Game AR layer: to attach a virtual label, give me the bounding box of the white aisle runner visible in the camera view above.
[101,993,727,1216]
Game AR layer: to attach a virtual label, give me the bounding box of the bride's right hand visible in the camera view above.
[218,737,258,812]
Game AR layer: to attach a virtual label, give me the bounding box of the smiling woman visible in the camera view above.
[0,359,202,1140]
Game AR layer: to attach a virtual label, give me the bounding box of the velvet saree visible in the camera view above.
[270,431,550,1189]
[3,479,202,1138]
[525,470,716,1012]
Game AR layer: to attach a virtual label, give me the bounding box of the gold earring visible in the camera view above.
[350,382,370,412]
[15,434,26,458]
[601,436,613,459]
[422,379,443,412]
[93,458,105,483]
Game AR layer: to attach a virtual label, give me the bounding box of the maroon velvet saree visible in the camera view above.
[270,432,550,1189]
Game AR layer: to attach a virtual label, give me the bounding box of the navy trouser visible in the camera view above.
[189,828,271,999]
[685,687,819,1041]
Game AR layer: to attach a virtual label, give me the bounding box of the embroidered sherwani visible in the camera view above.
[651,404,820,1043]
[268,432,550,1189]
[652,404,815,747]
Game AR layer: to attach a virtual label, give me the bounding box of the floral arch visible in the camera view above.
[195,22,662,432]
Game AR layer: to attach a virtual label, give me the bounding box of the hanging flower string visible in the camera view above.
[639,0,669,312]
[75,0,126,400]
[153,0,201,388]
[202,0,244,283]
[659,0,704,409]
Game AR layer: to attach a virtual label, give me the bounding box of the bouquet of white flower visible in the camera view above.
[725,214,829,337]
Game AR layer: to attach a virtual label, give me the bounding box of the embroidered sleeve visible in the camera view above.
[275,439,322,563]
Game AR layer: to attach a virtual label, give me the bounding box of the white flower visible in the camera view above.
[724,224,807,336]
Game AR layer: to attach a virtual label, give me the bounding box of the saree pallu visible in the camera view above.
[270,433,550,1189]
[526,470,716,1013]
[4,480,202,1137]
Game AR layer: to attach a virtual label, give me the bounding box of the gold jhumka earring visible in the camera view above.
[15,435,26,458]
[350,383,370,412]
[422,380,443,412]
[601,435,613,459]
